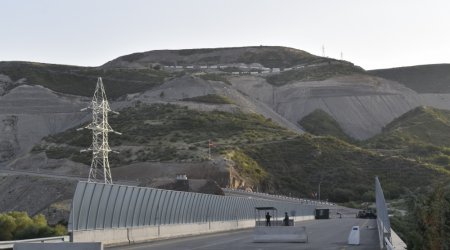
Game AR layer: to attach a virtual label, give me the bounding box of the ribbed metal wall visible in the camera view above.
[375,176,392,248]
[69,181,316,231]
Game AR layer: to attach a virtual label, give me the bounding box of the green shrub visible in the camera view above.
[0,212,66,241]
[330,188,355,203]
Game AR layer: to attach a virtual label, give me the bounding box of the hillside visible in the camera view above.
[0,61,171,98]
[2,45,450,208]
[241,135,446,201]
[266,62,363,86]
[298,109,351,141]
[367,106,450,148]
[102,46,335,69]
[369,64,450,93]
[33,103,295,186]
[365,106,450,170]
[31,103,450,202]
[2,46,450,248]
[3,47,450,141]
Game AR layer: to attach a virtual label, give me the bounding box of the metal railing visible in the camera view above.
[0,236,69,249]
[222,188,335,206]
[375,177,392,249]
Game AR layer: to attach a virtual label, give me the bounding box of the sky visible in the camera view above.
[1,0,449,70]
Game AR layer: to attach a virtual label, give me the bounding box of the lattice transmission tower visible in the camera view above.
[79,77,121,184]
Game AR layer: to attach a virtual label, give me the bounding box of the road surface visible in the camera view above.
[108,218,379,250]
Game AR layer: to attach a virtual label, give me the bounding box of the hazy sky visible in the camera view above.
[1,0,449,69]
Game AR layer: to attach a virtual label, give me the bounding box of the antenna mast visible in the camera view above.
[79,77,121,184]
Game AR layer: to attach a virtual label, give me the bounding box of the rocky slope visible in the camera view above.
[0,173,77,224]
[0,85,90,165]
[230,73,450,139]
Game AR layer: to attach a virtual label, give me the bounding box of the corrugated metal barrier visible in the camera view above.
[375,176,392,249]
[69,181,316,231]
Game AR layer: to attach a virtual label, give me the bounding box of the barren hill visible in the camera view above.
[369,64,450,93]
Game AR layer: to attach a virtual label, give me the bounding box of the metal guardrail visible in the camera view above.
[375,177,392,249]
[385,237,395,250]
[222,188,335,206]
[0,236,69,249]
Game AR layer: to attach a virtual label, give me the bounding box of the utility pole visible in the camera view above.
[229,164,233,188]
[322,45,325,57]
[318,181,322,201]
[79,77,121,184]
[272,85,275,108]
[208,139,215,160]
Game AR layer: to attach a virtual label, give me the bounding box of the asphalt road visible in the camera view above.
[108,218,379,250]
[0,168,138,185]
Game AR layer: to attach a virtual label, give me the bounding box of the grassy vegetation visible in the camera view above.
[182,94,234,104]
[117,46,332,68]
[0,62,171,98]
[241,134,444,201]
[298,109,351,141]
[266,63,364,86]
[197,73,231,85]
[364,106,450,172]
[236,47,328,68]
[174,46,330,68]
[370,106,450,148]
[227,149,268,187]
[390,185,450,249]
[177,48,219,56]
[40,103,295,165]
[0,212,66,241]
[37,103,450,204]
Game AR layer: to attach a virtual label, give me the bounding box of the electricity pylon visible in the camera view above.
[79,77,121,184]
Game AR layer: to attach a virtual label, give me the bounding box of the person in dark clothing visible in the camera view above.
[265,212,272,226]
[283,212,289,226]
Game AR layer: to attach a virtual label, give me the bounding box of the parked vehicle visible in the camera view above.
[356,210,377,219]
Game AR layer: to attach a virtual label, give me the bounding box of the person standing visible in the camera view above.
[265,212,272,226]
[283,212,290,226]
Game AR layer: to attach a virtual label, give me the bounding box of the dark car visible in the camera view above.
[356,210,377,219]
